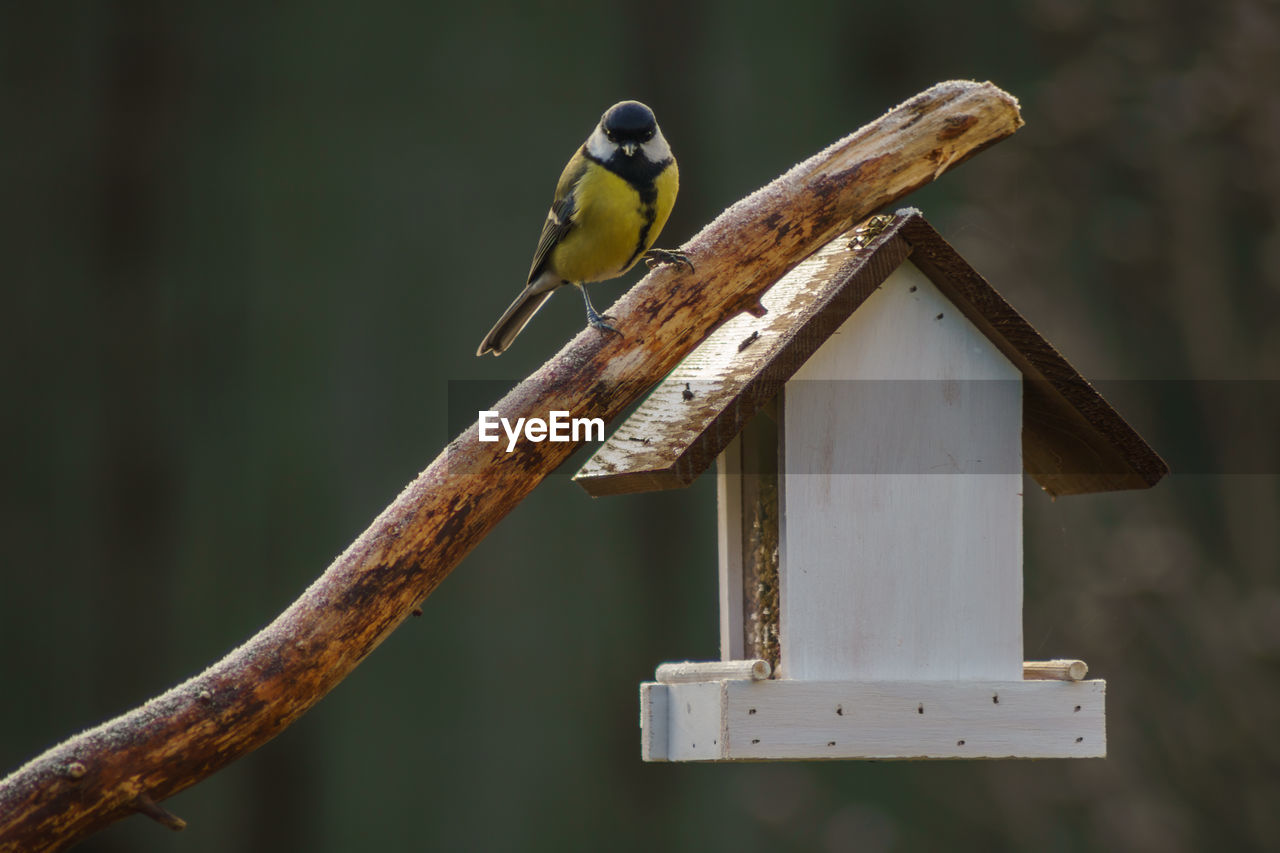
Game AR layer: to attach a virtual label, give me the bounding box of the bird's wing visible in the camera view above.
[526,198,574,284]
[526,148,589,284]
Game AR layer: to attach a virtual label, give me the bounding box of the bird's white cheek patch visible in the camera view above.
[641,128,672,163]
[586,126,616,162]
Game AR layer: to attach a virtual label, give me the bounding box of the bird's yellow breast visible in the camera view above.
[549,159,678,284]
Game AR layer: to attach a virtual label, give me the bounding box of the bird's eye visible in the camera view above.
[604,130,616,142]
[643,129,654,141]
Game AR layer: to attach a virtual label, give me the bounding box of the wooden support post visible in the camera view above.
[656,660,772,683]
[1023,660,1089,681]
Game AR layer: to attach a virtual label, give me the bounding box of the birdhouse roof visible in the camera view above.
[573,208,1167,498]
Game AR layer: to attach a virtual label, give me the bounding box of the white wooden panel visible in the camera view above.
[716,437,745,661]
[639,682,670,761]
[653,681,726,762]
[781,261,1023,681]
[641,679,1105,762]
[724,679,1104,760]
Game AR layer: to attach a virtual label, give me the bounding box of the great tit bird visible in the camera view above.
[476,100,689,357]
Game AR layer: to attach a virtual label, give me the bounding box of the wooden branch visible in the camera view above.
[0,80,1023,852]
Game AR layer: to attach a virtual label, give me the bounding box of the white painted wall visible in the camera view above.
[780,261,1024,681]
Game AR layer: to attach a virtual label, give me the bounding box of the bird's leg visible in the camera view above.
[578,284,619,335]
[643,248,694,272]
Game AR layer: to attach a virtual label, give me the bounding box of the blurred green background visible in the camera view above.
[3,1,1279,850]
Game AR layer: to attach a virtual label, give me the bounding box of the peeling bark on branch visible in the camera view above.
[0,80,1023,852]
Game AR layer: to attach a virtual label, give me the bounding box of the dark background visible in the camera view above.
[4,1,1279,850]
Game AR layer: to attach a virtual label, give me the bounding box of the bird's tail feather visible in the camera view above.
[476,287,555,356]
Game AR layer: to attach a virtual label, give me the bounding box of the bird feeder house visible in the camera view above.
[574,208,1166,762]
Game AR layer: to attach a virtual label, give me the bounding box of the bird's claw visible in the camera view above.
[643,248,694,273]
[585,306,620,336]
[588,315,620,336]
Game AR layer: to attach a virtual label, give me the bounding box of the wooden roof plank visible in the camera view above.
[574,210,1168,498]
[895,215,1168,494]
[574,217,911,496]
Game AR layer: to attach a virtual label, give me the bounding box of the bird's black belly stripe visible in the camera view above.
[625,202,658,272]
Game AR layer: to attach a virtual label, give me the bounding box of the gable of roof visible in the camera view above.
[574,209,1167,498]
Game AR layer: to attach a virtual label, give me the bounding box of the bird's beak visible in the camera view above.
[621,141,637,156]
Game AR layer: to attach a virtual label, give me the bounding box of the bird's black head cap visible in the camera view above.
[601,100,657,143]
